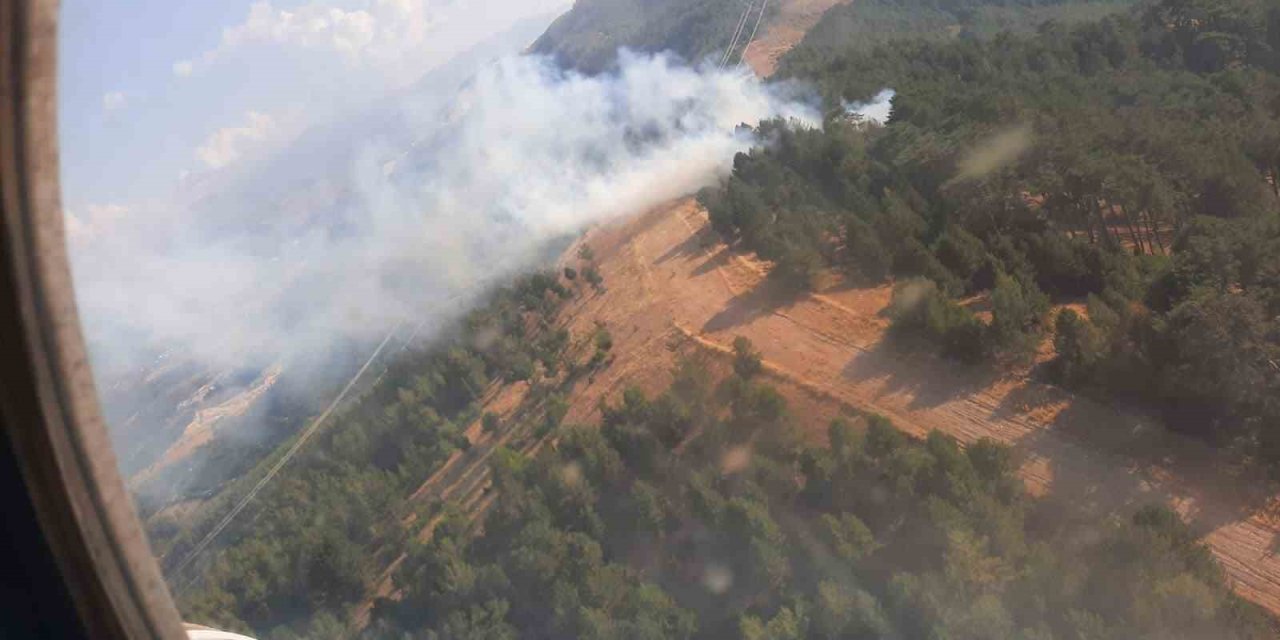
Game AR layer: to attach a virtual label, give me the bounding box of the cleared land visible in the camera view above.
[356,196,1280,624]
[546,198,1280,616]
[743,0,850,77]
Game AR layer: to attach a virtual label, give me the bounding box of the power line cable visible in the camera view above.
[171,324,404,584]
[719,0,756,68]
[170,252,554,585]
[737,0,769,69]
[719,3,751,66]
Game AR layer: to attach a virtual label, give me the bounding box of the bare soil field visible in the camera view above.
[744,0,851,77]
[555,197,1280,616]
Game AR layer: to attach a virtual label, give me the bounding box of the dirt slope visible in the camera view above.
[559,198,1280,616]
[351,200,854,630]
[130,366,284,489]
[743,0,850,77]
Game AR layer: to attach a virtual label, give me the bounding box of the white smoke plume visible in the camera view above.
[843,88,895,124]
[71,52,816,380]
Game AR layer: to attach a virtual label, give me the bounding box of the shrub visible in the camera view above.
[844,217,892,282]
[482,412,501,435]
[889,279,986,363]
[594,328,614,352]
[1051,309,1104,384]
[773,241,824,291]
[584,266,604,290]
[934,227,989,292]
[987,271,1049,357]
[893,239,964,296]
[732,336,764,380]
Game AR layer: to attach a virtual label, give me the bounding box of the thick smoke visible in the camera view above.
[843,88,895,124]
[71,52,816,384]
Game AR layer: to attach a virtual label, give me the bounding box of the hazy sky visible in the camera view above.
[58,0,571,217]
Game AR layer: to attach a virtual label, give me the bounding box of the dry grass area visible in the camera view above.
[743,0,851,77]
[547,197,1280,617]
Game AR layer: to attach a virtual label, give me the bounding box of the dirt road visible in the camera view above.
[569,198,1280,616]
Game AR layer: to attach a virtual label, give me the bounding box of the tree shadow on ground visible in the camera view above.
[691,247,735,278]
[655,227,715,266]
[814,278,870,297]
[837,335,1280,558]
[702,274,805,334]
[1001,388,1278,557]
[838,339,1009,412]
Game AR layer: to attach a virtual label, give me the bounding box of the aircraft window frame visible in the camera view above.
[0,1,187,638]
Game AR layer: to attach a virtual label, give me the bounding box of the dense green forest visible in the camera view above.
[529,0,1125,74]
[165,270,588,633]
[357,347,1275,639]
[701,0,1280,462]
[795,0,1135,53]
[530,0,775,73]
[163,0,1280,636]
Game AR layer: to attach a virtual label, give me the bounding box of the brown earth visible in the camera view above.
[348,202,853,631]
[354,197,1280,627]
[550,198,1280,616]
[743,0,851,77]
[130,365,283,490]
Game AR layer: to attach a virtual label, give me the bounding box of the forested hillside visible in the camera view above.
[165,271,585,634]
[530,0,773,73]
[532,0,1132,74]
[702,0,1280,462]
[362,350,1275,639]
[794,0,1134,53]
[164,1,1280,637]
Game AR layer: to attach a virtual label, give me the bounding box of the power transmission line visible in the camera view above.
[169,0,772,585]
[170,253,552,586]
[719,2,752,66]
[171,324,404,586]
[719,0,756,68]
[737,0,769,69]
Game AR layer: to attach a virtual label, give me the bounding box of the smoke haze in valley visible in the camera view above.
[71,53,816,373]
[60,0,818,482]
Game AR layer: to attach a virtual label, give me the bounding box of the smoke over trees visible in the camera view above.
[701,0,1280,458]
